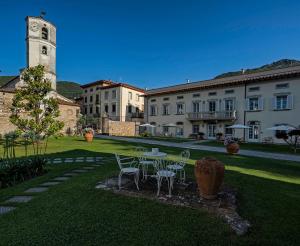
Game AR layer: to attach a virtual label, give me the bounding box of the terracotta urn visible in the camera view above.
[84,133,94,142]
[226,143,239,154]
[194,157,225,200]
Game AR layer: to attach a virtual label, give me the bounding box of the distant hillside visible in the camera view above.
[215,59,300,79]
[0,76,16,87]
[56,81,83,99]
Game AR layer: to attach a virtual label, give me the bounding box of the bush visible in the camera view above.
[0,157,47,188]
[140,132,152,137]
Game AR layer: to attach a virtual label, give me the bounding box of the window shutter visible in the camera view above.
[245,98,250,111]
[259,98,264,110]
[288,95,294,109]
[272,97,277,110]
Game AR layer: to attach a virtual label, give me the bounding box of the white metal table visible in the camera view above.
[139,151,167,180]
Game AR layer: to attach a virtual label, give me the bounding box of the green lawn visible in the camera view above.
[0,137,300,245]
[198,140,300,155]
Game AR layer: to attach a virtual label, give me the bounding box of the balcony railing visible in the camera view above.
[186,111,237,121]
[131,112,144,118]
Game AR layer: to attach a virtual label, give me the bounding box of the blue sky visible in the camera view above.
[1,0,300,88]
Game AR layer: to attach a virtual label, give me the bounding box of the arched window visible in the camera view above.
[42,27,48,40]
[41,46,47,55]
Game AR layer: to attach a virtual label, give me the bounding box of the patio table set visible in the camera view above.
[115,147,190,197]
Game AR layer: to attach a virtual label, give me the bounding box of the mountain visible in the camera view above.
[0,76,16,87]
[56,81,83,99]
[215,59,300,79]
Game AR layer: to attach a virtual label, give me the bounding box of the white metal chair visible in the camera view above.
[167,149,190,182]
[115,154,140,190]
[135,146,155,180]
[154,159,176,197]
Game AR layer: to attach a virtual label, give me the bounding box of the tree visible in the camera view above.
[275,129,300,153]
[10,65,64,155]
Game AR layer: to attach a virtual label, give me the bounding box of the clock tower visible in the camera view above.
[26,15,56,90]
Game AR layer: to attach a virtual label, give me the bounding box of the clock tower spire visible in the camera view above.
[26,15,56,90]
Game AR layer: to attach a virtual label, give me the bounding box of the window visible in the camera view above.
[176,122,184,136]
[90,95,93,103]
[136,94,139,101]
[193,101,201,113]
[89,106,93,114]
[177,96,184,99]
[96,87,100,91]
[274,95,292,110]
[193,93,200,98]
[112,90,117,99]
[163,97,169,101]
[225,89,234,94]
[128,105,132,113]
[104,105,109,113]
[225,99,234,111]
[41,46,47,55]
[90,88,93,92]
[276,83,289,89]
[208,101,216,112]
[150,105,157,116]
[162,126,169,133]
[84,97,87,103]
[96,106,99,114]
[128,92,133,100]
[42,27,48,40]
[84,107,87,114]
[192,125,199,134]
[95,95,99,104]
[247,97,263,111]
[177,103,184,115]
[224,124,233,136]
[208,92,217,96]
[150,99,156,102]
[104,91,109,100]
[85,89,87,93]
[162,104,170,115]
[249,87,260,92]
[112,104,116,113]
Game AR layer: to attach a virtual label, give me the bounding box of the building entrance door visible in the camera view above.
[207,124,217,139]
[248,121,260,142]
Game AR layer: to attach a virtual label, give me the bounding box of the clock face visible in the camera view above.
[30,21,39,32]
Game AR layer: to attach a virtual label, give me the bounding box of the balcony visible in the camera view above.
[186,111,237,121]
[131,112,144,118]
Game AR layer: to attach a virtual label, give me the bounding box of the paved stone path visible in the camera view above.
[0,156,112,216]
[47,156,104,165]
[96,135,300,162]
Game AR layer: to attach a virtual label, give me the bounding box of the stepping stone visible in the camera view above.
[86,159,94,163]
[64,158,74,163]
[53,177,70,181]
[72,169,88,173]
[6,196,33,203]
[64,172,79,176]
[25,187,48,193]
[92,164,102,167]
[83,166,95,170]
[75,158,84,162]
[0,206,16,215]
[53,161,62,164]
[40,181,61,186]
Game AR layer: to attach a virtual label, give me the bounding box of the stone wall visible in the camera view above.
[108,120,136,136]
[0,91,80,136]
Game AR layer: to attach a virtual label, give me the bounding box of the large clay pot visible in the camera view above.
[84,133,94,142]
[226,143,239,154]
[194,157,225,200]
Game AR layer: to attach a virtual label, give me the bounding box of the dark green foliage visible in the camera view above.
[215,59,300,78]
[0,156,47,188]
[56,81,83,99]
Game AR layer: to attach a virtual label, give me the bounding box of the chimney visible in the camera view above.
[186,79,190,83]
[241,69,246,74]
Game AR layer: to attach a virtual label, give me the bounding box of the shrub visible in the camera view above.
[140,131,152,137]
[83,127,94,135]
[224,136,236,146]
[0,157,47,188]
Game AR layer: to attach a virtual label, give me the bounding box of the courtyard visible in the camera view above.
[0,137,299,245]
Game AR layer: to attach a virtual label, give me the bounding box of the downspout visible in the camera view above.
[243,82,247,140]
[120,87,122,122]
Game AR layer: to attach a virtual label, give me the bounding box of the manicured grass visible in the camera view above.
[0,137,300,245]
[128,136,193,143]
[198,140,300,155]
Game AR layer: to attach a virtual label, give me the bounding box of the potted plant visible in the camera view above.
[83,127,94,142]
[224,136,239,154]
[194,157,225,199]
